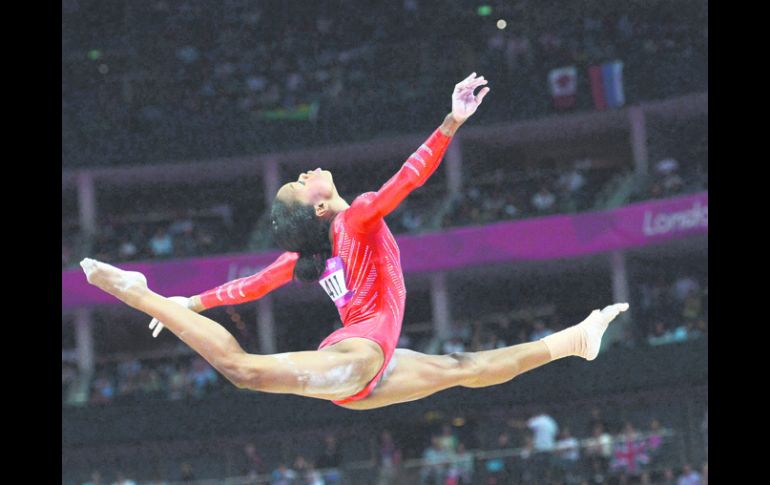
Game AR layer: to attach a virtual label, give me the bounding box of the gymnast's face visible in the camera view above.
[276,168,337,209]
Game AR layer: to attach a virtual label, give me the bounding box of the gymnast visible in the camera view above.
[81,73,628,410]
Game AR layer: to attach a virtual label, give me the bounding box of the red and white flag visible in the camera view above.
[548,66,577,109]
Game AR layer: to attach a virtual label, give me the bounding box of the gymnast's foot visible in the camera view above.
[541,303,629,361]
[80,258,149,308]
[578,303,629,361]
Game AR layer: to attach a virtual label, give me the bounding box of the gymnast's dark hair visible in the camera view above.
[271,198,332,282]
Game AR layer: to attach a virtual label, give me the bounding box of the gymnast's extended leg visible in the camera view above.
[339,304,628,410]
[80,258,384,401]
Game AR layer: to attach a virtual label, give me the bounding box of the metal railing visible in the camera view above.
[117,429,697,485]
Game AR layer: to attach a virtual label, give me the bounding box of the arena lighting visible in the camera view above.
[497,19,507,29]
[477,5,492,16]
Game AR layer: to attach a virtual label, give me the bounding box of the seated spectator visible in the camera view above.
[529,320,555,341]
[554,426,580,479]
[118,238,138,260]
[437,424,459,454]
[188,356,218,397]
[421,436,449,485]
[531,184,556,213]
[270,463,297,485]
[375,430,402,485]
[111,472,137,485]
[179,462,195,481]
[483,431,511,485]
[646,418,669,471]
[677,463,702,485]
[81,470,103,485]
[447,442,474,485]
[610,422,650,478]
[293,456,323,485]
[442,336,466,354]
[90,373,115,405]
[583,423,613,477]
[316,433,343,484]
[149,228,174,258]
[242,443,265,478]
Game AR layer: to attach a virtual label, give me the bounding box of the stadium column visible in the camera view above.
[74,307,95,378]
[77,171,97,238]
[602,250,632,348]
[257,296,277,355]
[257,159,279,354]
[445,135,463,196]
[628,106,649,177]
[262,158,280,209]
[430,272,452,342]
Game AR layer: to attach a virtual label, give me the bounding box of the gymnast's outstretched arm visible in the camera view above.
[345,73,490,232]
[149,251,298,336]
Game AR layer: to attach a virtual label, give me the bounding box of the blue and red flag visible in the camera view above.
[589,60,625,110]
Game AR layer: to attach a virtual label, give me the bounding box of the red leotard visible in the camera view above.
[198,127,453,404]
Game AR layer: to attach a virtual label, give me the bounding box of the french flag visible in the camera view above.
[548,66,578,109]
[589,60,625,110]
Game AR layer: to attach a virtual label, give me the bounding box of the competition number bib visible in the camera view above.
[319,256,354,308]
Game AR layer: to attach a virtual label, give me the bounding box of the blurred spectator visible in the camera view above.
[529,320,555,341]
[527,412,559,452]
[167,362,190,400]
[556,162,588,211]
[512,434,537,483]
[677,463,702,485]
[188,356,218,397]
[62,363,78,402]
[149,228,174,258]
[681,290,703,322]
[270,463,298,485]
[448,442,474,485]
[660,467,678,485]
[646,418,664,458]
[90,373,115,405]
[111,472,137,485]
[483,431,511,485]
[82,471,103,485]
[531,184,557,213]
[437,424,459,454]
[583,423,613,477]
[243,443,265,478]
[179,462,195,482]
[118,239,138,260]
[610,422,649,478]
[442,336,466,354]
[316,433,342,484]
[554,426,580,481]
[671,275,700,302]
[421,436,448,485]
[587,406,608,435]
[293,456,324,485]
[375,430,402,485]
[701,408,708,458]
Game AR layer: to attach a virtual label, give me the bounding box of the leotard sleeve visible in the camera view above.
[345,128,452,232]
[197,251,298,309]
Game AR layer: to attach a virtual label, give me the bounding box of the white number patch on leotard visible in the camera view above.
[319,256,354,308]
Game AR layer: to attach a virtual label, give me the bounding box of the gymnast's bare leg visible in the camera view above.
[339,304,628,410]
[80,258,384,401]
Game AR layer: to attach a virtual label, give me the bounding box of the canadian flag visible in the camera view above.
[548,66,577,109]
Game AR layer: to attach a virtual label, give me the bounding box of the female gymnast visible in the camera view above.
[81,73,628,410]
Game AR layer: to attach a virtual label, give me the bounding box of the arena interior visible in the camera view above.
[62,1,708,484]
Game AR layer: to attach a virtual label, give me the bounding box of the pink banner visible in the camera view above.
[63,193,707,309]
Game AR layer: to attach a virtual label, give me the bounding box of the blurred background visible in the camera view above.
[61,0,707,484]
